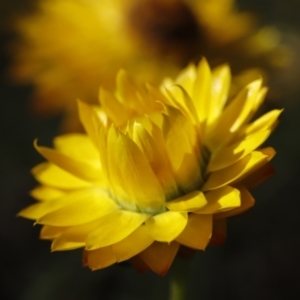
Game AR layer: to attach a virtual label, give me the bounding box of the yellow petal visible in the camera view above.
[112,226,154,262]
[37,191,118,226]
[86,210,149,250]
[54,134,100,166]
[196,186,241,214]
[34,140,101,182]
[51,220,100,251]
[207,64,231,125]
[107,126,165,213]
[145,211,187,242]
[166,190,207,212]
[100,87,131,127]
[176,214,212,250]
[243,109,283,136]
[32,162,90,189]
[192,58,212,123]
[40,225,69,240]
[139,241,180,275]
[77,100,105,150]
[163,107,203,193]
[203,149,273,191]
[84,247,116,271]
[132,121,178,200]
[214,186,255,219]
[207,129,271,172]
[206,79,264,149]
[30,186,66,201]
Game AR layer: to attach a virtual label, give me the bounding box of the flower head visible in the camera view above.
[19,59,281,275]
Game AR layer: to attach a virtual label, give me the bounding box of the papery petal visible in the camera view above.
[84,247,116,270]
[208,129,271,172]
[163,107,203,192]
[107,126,165,213]
[207,64,230,125]
[132,121,178,199]
[32,162,90,189]
[192,58,212,123]
[30,186,66,201]
[37,192,118,226]
[214,186,255,219]
[34,140,101,182]
[166,190,207,212]
[40,225,69,239]
[176,214,212,250]
[86,210,149,249]
[112,226,154,262]
[196,186,240,214]
[203,149,273,191]
[145,211,187,242]
[139,241,180,275]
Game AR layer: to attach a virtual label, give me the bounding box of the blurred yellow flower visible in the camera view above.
[10,0,284,131]
[19,59,281,275]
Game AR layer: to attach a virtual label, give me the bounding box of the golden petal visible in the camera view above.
[37,191,118,226]
[176,213,212,250]
[139,241,180,276]
[86,210,149,250]
[214,186,255,219]
[112,226,154,262]
[207,64,231,125]
[166,190,207,212]
[84,247,116,271]
[132,121,178,200]
[30,186,66,201]
[192,58,212,124]
[162,107,203,193]
[107,126,165,212]
[34,140,101,182]
[203,149,273,191]
[195,186,241,214]
[208,129,271,172]
[145,211,187,242]
[32,162,90,189]
[40,225,69,240]
[53,134,100,166]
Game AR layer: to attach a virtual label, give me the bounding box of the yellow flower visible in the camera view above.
[10,0,284,131]
[19,59,281,275]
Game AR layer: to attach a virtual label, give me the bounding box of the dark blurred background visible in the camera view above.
[1,0,300,299]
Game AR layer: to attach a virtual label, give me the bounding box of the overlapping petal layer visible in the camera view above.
[20,59,281,275]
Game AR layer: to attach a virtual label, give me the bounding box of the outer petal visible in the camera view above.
[214,186,255,219]
[203,149,274,191]
[34,140,101,182]
[209,219,227,246]
[30,186,66,201]
[51,220,102,251]
[176,214,212,250]
[32,162,90,189]
[84,247,116,271]
[112,226,154,262]
[139,241,180,275]
[86,210,149,249]
[207,129,271,172]
[145,211,187,242]
[166,190,207,212]
[36,190,118,226]
[40,225,69,240]
[196,186,241,214]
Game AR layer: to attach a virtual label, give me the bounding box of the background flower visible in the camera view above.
[19,60,280,275]
[8,0,289,131]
